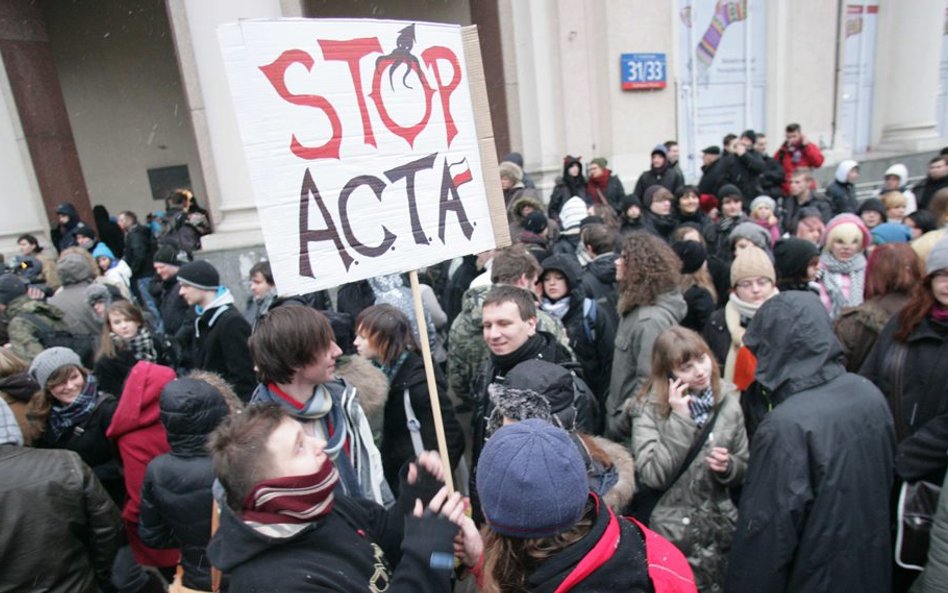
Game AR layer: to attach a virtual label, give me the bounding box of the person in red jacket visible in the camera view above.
[774,123,825,195]
[106,361,179,586]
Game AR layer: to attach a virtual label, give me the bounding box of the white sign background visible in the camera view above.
[219,19,497,295]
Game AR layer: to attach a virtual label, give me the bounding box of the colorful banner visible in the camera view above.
[218,19,504,295]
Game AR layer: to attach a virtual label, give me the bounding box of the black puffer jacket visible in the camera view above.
[726,292,895,593]
[383,352,465,493]
[0,445,122,593]
[860,312,948,484]
[139,378,231,590]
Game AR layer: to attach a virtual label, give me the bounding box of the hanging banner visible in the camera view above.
[218,19,507,295]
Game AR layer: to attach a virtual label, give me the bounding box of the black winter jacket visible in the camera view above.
[123,224,156,279]
[720,151,764,208]
[781,194,833,234]
[207,471,455,593]
[151,275,194,340]
[825,180,858,215]
[35,389,123,505]
[580,254,618,326]
[0,445,122,593]
[189,295,255,401]
[758,154,786,199]
[726,292,895,593]
[383,352,465,492]
[139,379,231,590]
[631,166,684,202]
[860,314,948,484]
[697,158,730,197]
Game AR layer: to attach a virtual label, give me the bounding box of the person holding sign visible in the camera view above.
[248,306,391,506]
[206,404,477,593]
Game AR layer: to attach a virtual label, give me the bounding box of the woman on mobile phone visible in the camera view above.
[631,326,750,592]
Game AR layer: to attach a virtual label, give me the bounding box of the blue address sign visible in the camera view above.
[620,53,667,90]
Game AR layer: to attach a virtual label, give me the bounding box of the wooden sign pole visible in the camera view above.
[408,269,455,493]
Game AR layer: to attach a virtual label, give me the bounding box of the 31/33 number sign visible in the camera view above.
[620,53,666,90]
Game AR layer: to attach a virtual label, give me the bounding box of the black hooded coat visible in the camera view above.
[725,292,895,593]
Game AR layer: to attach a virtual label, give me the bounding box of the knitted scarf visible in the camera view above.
[297,386,347,461]
[379,351,410,383]
[688,386,716,427]
[819,252,866,319]
[112,327,157,362]
[242,462,339,525]
[48,377,98,440]
[586,169,612,205]
[932,303,948,323]
[540,296,571,320]
[724,292,776,389]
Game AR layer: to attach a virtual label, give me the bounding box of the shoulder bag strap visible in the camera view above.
[404,388,425,457]
[667,404,723,489]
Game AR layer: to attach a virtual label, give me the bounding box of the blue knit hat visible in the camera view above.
[476,419,589,538]
[870,223,912,245]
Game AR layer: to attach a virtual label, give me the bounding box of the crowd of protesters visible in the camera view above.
[2,125,948,593]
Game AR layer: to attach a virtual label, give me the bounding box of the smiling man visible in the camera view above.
[468,285,593,519]
[207,404,475,593]
[249,306,391,505]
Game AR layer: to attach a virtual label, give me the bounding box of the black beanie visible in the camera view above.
[718,184,743,202]
[177,260,220,291]
[523,211,548,234]
[153,245,179,266]
[774,238,820,279]
[672,241,707,274]
[857,198,886,218]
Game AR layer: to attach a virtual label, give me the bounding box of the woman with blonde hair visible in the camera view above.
[631,326,748,591]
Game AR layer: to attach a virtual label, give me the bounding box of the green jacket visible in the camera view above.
[632,387,749,592]
[5,296,70,363]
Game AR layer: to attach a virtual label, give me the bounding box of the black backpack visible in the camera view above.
[20,312,96,368]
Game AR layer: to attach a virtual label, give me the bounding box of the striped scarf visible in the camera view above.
[688,386,716,427]
[48,378,98,440]
[241,461,340,525]
[112,327,157,362]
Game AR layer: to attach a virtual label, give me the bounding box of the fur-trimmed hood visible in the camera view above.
[334,355,389,437]
[582,434,636,512]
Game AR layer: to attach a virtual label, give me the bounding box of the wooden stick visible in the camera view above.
[408,269,454,493]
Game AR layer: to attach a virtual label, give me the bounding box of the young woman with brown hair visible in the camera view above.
[631,326,749,592]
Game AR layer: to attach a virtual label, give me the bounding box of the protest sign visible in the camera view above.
[218,18,507,295]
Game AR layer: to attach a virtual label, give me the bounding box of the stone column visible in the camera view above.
[874,0,945,151]
[165,0,302,253]
[0,0,91,244]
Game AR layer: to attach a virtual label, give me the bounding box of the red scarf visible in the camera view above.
[586,169,611,205]
[242,462,339,524]
[931,303,948,323]
[733,346,758,391]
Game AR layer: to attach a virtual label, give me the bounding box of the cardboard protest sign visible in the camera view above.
[218,19,508,295]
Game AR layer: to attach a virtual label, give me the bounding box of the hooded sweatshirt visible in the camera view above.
[826,160,859,215]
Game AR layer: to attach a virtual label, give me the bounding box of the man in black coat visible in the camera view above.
[206,404,472,593]
[119,210,160,327]
[150,245,193,344]
[914,155,948,211]
[176,260,255,401]
[752,132,786,199]
[631,144,684,202]
[0,398,122,593]
[725,292,895,593]
[697,145,729,198]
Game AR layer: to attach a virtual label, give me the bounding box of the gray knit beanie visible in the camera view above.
[29,347,82,389]
[926,235,948,275]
